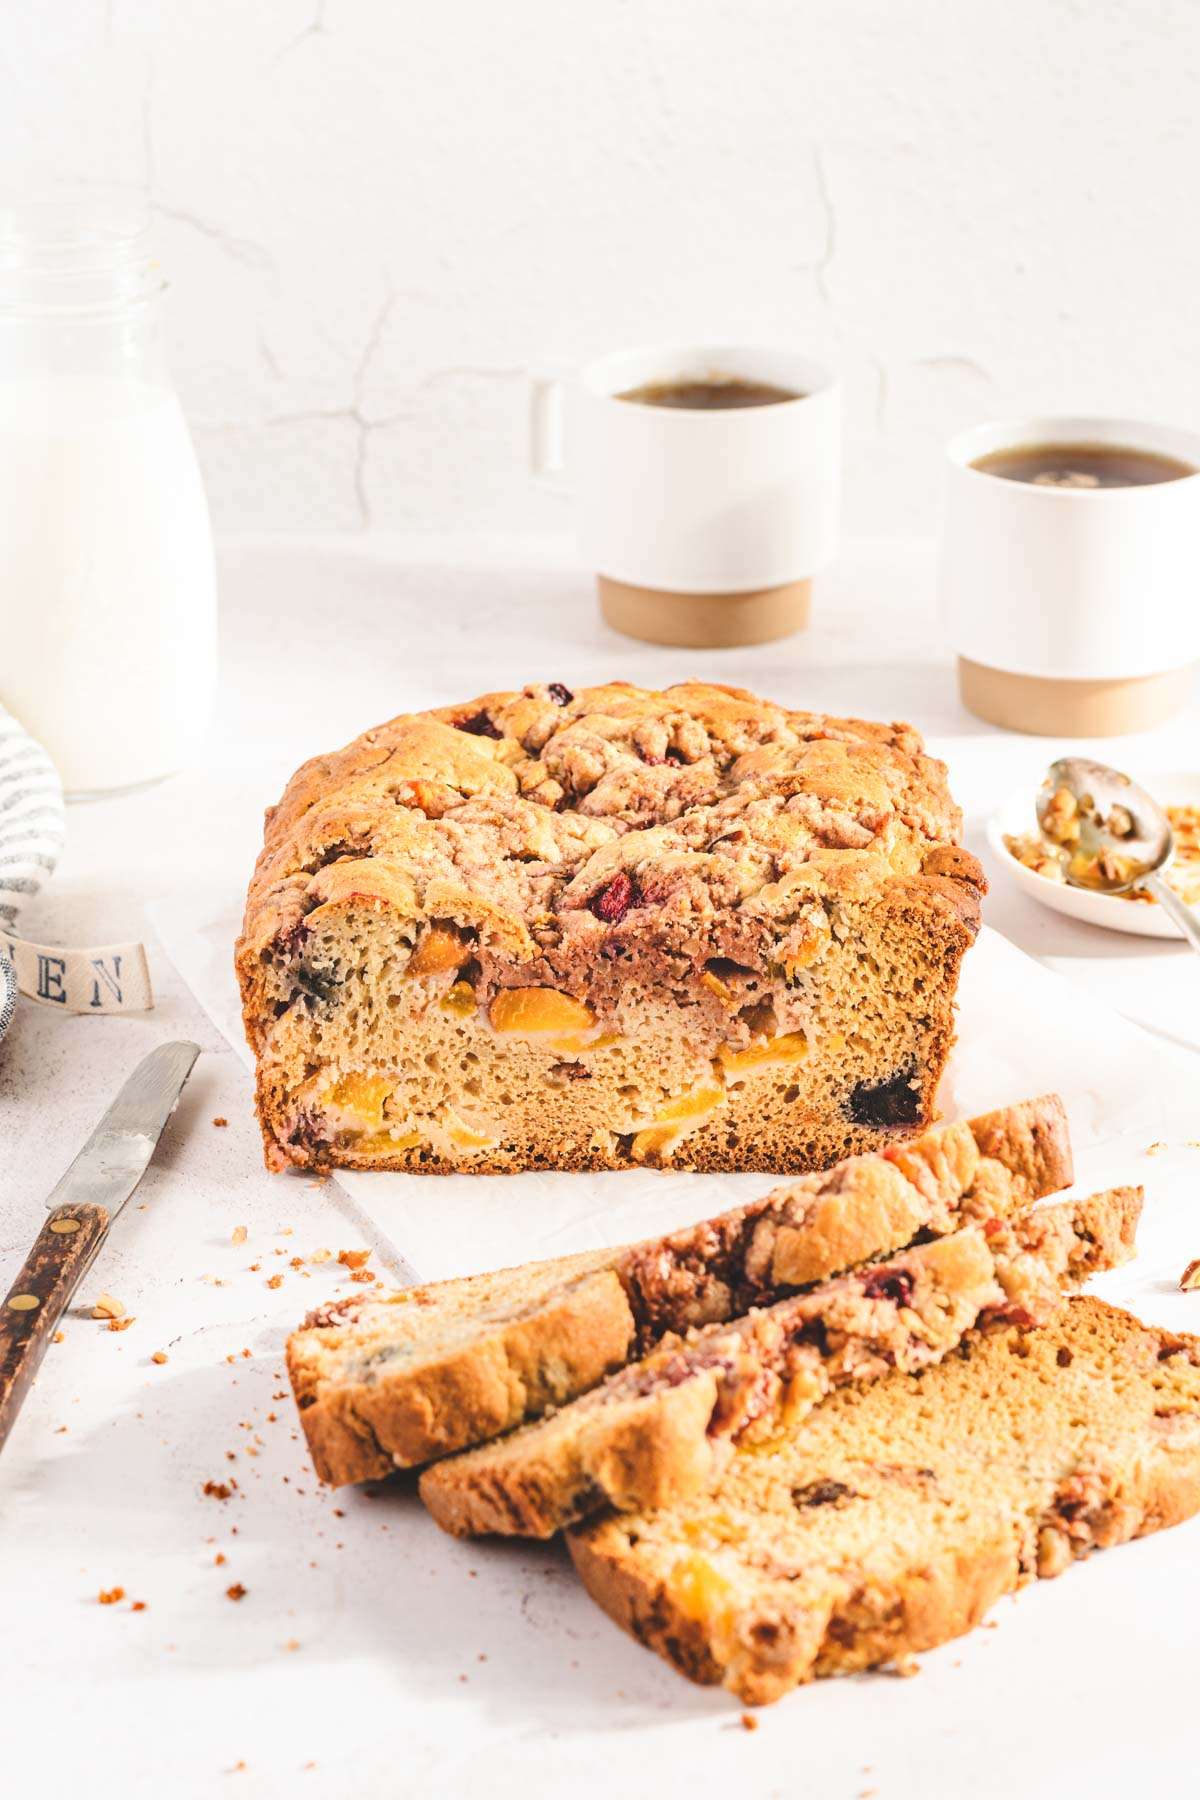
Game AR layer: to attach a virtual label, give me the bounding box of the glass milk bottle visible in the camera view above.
[0,196,217,794]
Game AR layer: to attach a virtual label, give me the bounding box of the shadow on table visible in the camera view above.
[31,1343,737,1731]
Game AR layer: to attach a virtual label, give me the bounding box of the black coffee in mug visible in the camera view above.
[972,441,1195,489]
[618,375,803,411]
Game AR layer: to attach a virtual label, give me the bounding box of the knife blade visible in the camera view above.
[0,1039,200,1452]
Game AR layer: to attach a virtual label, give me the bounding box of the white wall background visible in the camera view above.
[8,0,1200,540]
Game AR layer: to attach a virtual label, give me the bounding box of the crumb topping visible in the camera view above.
[241,681,969,973]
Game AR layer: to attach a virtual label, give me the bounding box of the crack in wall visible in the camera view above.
[274,0,328,68]
[348,282,397,526]
[140,51,155,194]
[266,281,400,528]
[810,144,835,304]
[411,364,524,392]
[915,354,992,381]
[871,356,889,434]
[258,327,283,383]
[150,203,276,273]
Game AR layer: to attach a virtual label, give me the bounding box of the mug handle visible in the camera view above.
[529,359,573,492]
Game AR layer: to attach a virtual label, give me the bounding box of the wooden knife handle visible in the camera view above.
[0,1204,110,1453]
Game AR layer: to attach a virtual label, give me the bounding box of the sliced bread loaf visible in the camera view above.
[290,1094,1071,1485]
[568,1295,1200,1704]
[419,1186,1139,1539]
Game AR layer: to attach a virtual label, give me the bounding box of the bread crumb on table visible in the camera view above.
[226,1583,247,1602]
[92,1293,125,1320]
[231,1224,247,1245]
[107,1316,135,1333]
[97,1586,125,1605]
[338,1248,371,1270]
[212,1116,228,1128]
[1146,1141,1167,1156]
[740,1712,759,1731]
[266,1274,284,1290]
[151,1350,169,1364]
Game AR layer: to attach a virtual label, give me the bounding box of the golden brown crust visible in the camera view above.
[418,1188,1138,1539]
[290,1097,1072,1487]
[568,1296,1200,1703]
[235,682,985,1176]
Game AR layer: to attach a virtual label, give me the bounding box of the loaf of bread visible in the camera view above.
[419,1187,1139,1539]
[289,1095,1071,1485]
[569,1295,1200,1703]
[237,682,984,1175]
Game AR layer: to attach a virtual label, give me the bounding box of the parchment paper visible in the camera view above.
[149,892,1200,1314]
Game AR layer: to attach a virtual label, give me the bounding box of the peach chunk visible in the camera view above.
[632,1085,725,1161]
[718,1032,808,1078]
[439,980,478,1018]
[488,987,595,1040]
[441,1110,499,1152]
[354,1128,421,1155]
[408,923,468,976]
[324,1072,395,1130]
[669,1554,734,1624]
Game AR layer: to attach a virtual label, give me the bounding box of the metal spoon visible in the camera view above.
[1037,757,1200,953]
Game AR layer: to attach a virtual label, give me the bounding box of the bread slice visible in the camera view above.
[419,1186,1139,1539]
[569,1295,1200,1704]
[289,1094,1071,1485]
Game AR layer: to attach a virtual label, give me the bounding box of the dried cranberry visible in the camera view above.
[289,1111,329,1152]
[862,1266,915,1308]
[795,1317,829,1354]
[792,1479,857,1509]
[985,1302,1036,1329]
[589,870,638,924]
[547,682,573,706]
[275,919,310,959]
[458,711,501,739]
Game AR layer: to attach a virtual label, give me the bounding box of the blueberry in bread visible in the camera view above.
[568,1295,1200,1704]
[288,1095,1071,1485]
[237,682,985,1175]
[418,1187,1139,1539]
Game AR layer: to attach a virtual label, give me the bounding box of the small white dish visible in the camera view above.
[987,770,1200,940]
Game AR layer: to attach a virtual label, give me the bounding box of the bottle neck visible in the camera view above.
[0,196,168,387]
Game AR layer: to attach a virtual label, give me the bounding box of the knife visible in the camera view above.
[0,1039,200,1452]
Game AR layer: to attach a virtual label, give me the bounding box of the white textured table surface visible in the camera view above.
[3,535,1198,1799]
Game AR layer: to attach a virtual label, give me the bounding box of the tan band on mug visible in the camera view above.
[1,932,153,1014]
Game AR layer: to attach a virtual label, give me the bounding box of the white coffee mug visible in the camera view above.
[940,416,1200,734]
[531,344,840,647]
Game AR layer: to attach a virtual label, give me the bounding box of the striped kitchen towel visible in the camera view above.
[0,705,151,1039]
[0,703,66,934]
[1,705,64,1041]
